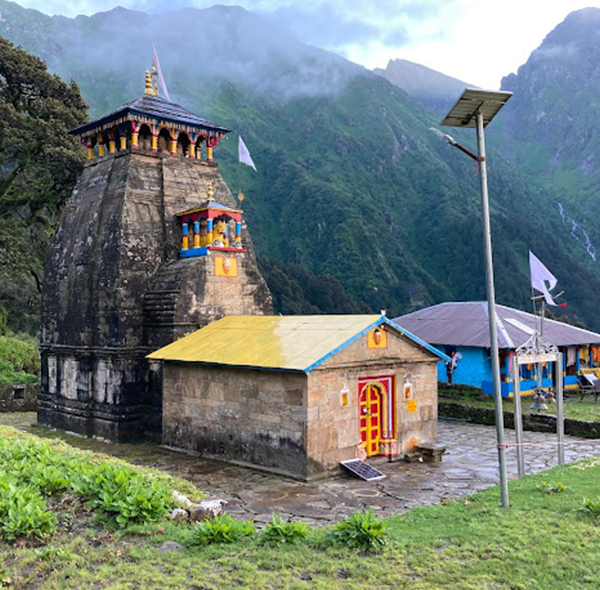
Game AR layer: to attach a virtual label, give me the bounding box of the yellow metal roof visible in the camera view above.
[147,315,385,372]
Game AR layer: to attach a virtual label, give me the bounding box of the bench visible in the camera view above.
[415,443,447,463]
[578,374,600,402]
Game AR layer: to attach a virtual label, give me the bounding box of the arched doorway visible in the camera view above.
[359,382,384,456]
[358,377,396,457]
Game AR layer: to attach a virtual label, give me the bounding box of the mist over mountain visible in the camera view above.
[373,58,475,115]
[1,0,600,330]
[0,1,363,113]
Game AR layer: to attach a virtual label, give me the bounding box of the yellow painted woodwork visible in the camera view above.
[109,141,116,154]
[98,144,105,157]
[132,133,139,148]
[151,136,158,152]
[182,235,188,250]
[87,148,94,160]
[120,136,127,150]
[367,328,387,349]
[215,257,238,277]
[170,139,177,155]
[189,144,196,158]
[193,233,200,248]
[147,315,382,371]
[360,384,381,456]
[207,146,213,161]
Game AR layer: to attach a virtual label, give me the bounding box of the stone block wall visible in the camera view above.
[40,151,271,442]
[162,364,308,477]
[0,383,39,412]
[308,327,440,472]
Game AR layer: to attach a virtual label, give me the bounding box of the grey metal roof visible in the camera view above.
[71,94,231,136]
[393,302,600,349]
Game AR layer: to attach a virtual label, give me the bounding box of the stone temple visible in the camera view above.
[39,70,272,442]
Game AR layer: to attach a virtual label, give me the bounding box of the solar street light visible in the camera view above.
[439,88,513,508]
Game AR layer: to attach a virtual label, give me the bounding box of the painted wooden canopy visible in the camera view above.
[176,181,246,257]
[70,69,231,162]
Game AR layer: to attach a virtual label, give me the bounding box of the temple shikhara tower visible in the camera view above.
[39,69,272,442]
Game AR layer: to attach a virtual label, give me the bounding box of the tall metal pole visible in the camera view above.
[512,358,525,478]
[556,353,565,465]
[476,110,510,507]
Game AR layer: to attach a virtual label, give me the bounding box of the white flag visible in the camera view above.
[238,136,257,171]
[152,42,171,102]
[529,250,557,306]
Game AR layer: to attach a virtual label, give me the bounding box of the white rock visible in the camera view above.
[189,499,227,522]
[172,490,195,509]
[169,508,189,522]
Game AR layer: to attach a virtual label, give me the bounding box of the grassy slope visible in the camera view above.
[2,424,600,589]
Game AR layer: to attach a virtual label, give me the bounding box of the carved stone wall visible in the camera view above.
[39,151,272,441]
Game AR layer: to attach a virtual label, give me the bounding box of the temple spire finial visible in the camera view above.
[207,180,214,202]
[144,69,157,96]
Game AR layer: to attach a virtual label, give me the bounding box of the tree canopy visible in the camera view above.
[0,36,88,334]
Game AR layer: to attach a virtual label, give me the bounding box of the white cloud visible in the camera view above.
[12,0,600,87]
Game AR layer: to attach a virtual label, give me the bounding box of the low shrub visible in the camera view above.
[327,509,387,553]
[0,335,39,384]
[71,464,172,528]
[259,514,308,546]
[581,496,600,524]
[0,479,56,541]
[189,513,256,546]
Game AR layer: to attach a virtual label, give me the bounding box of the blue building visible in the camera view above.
[394,302,600,396]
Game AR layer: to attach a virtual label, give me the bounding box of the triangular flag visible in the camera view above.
[529,250,558,306]
[152,42,171,102]
[238,136,257,171]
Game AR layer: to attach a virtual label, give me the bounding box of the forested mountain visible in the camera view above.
[495,8,600,276]
[1,1,600,332]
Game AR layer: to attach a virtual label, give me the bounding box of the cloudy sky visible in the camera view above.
[14,0,600,88]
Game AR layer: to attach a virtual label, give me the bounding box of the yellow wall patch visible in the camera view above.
[367,327,387,349]
[406,399,417,413]
[215,256,238,277]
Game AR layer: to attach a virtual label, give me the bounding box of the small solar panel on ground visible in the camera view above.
[340,459,386,481]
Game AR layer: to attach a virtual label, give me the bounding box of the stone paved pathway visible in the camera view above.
[3,413,600,525]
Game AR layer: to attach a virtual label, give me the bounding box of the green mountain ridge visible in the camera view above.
[1,1,600,331]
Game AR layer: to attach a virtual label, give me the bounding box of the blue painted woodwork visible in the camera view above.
[437,344,579,395]
[179,246,208,258]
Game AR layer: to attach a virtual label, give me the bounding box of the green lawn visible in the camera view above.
[2,424,600,589]
[440,388,600,422]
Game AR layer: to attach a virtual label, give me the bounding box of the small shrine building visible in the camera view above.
[148,315,449,480]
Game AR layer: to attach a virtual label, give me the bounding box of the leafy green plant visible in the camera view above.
[581,496,600,524]
[0,335,40,383]
[189,513,256,546]
[327,510,387,553]
[0,480,56,541]
[71,464,171,528]
[259,514,308,546]
[537,481,568,495]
